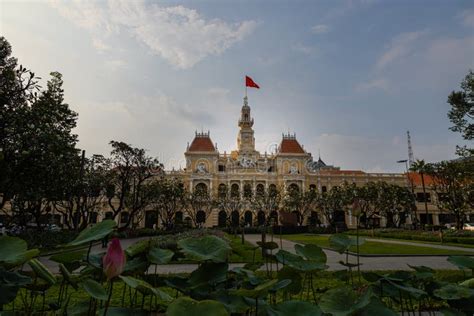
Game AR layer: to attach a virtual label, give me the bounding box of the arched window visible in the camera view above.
[120,212,129,224]
[218,184,227,199]
[231,183,240,198]
[89,212,98,224]
[243,183,252,198]
[196,210,206,225]
[309,211,319,227]
[244,211,253,226]
[257,211,266,226]
[288,183,299,193]
[195,183,208,195]
[218,211,227,227]
[256,184,265,197]
[145,211,158,229]
[175,211,183,224]
[270,211,278,225]
[309,184,317,191]
[268,184,277,197]
[231,211,240,227]
[321,186,327,193]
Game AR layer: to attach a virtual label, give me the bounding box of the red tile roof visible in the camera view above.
[188,136,215,152]
[407,172,435,186]
[279,138,305,154]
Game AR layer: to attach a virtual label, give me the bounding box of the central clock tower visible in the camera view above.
[237,96,256,154]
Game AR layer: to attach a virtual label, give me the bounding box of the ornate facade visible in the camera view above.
[169,97,410,228]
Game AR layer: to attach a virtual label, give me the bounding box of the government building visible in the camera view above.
[160,96,440,229]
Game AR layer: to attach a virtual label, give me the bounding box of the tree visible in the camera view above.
[316,184,352,228]
[282,186,318,226]
[410,159,433,226]
[105,141,163,228]
[152,178,185,230]
[185,185,215,228]
[216,184,244,231]
[427,160,474,230]
[352,182,381,229]
[447,70,474,157]
[251,185,281,227]
[378,183,415,228]
[53,153,109,230]
[8,72,79,229]
[0,37,40,210]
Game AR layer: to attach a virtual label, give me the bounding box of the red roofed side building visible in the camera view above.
[187,131,216,152]
[278,134,306,154]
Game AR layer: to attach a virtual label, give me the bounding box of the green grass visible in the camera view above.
[360,236,474,249]
[4,279,176,313]
[226,234,263,263]
[283,234,474,255]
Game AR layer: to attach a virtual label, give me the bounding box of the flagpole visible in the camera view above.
[245,76,247,98]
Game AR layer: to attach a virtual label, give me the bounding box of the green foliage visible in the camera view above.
[167,297,228,316]
[267,300,322,316]
[0,236,39,268]
[28,258,56,286]
[448,256,474,270]
[148,247,174,264]
[3,222,474,315]
[447,70,474,156]
[319,287,371,316]
[81,279,108,301]
[67,219,116,246]
[178,235,231,262]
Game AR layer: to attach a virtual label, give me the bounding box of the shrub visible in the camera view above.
[16,229,78,250]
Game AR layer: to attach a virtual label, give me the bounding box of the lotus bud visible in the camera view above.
[102,238,126,280]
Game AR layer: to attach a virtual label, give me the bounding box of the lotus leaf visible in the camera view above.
[67,220,116,246]
[0,236,39,268]
[268,300,322,316]
[81,279,108,300]
[178,235,231,263]
[167,296,228,316]
[148,247,174,264]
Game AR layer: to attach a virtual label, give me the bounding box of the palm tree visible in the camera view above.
[410,159,431,227]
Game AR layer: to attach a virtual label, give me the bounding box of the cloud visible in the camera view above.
[311,24,329,34]
[458,9,474,27]
[92,38,110,52]
[104,59,127,70]
[375,30,427,70]
[292,43,314,55]
[355,78,390,92]
[50,0,257,69]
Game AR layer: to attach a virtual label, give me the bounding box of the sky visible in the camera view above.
[1,0,473,173]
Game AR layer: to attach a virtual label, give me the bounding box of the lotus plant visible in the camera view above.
[103,238,126,281]
[102,238,126,315]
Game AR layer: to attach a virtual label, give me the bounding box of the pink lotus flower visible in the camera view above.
[102,238,126,280]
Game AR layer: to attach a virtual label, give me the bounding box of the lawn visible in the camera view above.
[283,234,474,255]
[226,234,263,262]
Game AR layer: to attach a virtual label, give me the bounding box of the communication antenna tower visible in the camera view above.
[407,130,415,168]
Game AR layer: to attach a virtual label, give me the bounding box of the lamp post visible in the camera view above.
[397,159,417,229]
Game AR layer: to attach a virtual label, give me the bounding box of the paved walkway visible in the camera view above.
[34,234,468,274]
[244,234,460,271]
